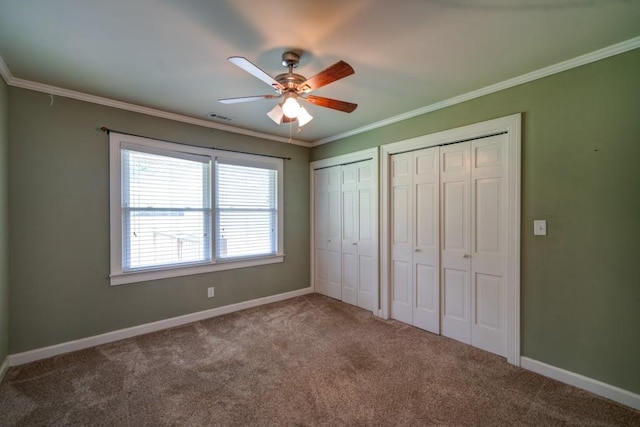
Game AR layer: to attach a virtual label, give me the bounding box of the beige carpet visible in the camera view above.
[1,294,638,426]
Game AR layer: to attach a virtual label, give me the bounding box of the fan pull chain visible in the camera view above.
[288,118,293,143]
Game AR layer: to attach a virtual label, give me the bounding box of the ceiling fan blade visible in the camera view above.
[228,57,285,91]
[219,94,280,104]
[303,95,357,113]
[299,61,355,92]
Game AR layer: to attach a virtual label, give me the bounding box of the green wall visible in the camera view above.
[0,77,8,364]
[8,88,310,353]
[312,48,640,394]
[5,47,640,396]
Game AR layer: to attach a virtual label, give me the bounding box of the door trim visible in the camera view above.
[310,147,380,313]
[380,114,521,365]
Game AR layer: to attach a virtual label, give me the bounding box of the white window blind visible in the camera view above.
[122,147,212,271]
[215,159,278,260]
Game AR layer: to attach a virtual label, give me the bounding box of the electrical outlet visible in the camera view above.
[207,287,215,298]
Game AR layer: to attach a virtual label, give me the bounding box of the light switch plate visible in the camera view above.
[534,220,547,236]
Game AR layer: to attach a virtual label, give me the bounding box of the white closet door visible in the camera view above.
[314,166,342,300]
[440,142,472,345]
[413,148,440,333]
[386,135,509,358]
[470,134,508,357]
[390,148,440,331]
[390,152,414,324]
[355,160,376,311]
[341,160,376,311]
[341,163,358,306]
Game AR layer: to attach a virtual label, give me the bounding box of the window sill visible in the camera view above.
[110,254,284,286]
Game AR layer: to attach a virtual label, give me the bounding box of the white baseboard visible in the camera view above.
[8,287,313,367]
[0,356,8,383]
[521,356,640,411]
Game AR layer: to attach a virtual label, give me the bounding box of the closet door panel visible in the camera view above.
[358,254,374,311]
[413,148,440,333]
[341,164,358,306]
[315,249,327,282]
[441,143,471,344]
[356,160,375,311]
[391,185,411,253]
[415,264,437,315]
[342,251,358,305]
[390,153,414,322]
[471,135,507,356]
[391,260,412,323]
[443,267,469,340]
[442,182,467,251]
[326,167,342,300]
[475,273,501,328]
[314,169,330,296]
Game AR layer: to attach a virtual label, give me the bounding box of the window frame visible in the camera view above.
[109,133,284,286]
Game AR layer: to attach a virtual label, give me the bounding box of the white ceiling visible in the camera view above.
[1,0,639,144]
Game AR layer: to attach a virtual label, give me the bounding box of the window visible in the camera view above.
[215,159,278,260]
[122,147,211,271]
[110,133,283,285]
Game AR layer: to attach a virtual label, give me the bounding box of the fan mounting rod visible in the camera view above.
[275,51,305,91]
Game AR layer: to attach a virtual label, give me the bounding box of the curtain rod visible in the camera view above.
[313,157,373,171]
[100,127,292,160]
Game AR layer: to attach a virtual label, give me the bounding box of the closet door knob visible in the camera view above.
[414,248,421,252]
[463,254,470,258]
[352,242,357,245]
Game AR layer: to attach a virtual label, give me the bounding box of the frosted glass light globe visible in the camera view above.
[282,96,301,118]
[297,106,313,127]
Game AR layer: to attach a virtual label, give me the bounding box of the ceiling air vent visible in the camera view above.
[208,113,235,122]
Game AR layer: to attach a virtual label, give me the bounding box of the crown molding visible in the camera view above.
[313,35,640,146]
[0,60,310,147]
[0,56,11,84]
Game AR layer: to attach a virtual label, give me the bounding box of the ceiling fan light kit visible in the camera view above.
[219,50,357,129]
[266,103,313,127]
[281,92,301,118]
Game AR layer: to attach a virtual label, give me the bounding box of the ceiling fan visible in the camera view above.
[219,51,357,127]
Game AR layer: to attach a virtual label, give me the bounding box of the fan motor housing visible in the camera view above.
[275,73,305,90]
